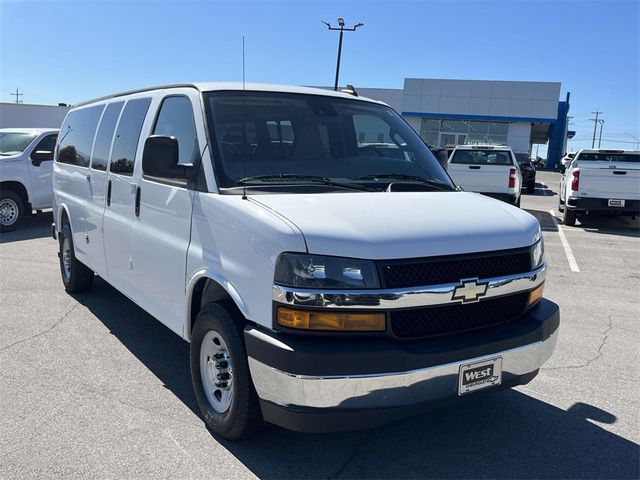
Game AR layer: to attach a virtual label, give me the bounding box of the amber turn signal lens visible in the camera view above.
[277,307,385,331]
[528,283,544,306]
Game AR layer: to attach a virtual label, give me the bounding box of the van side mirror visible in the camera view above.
[31,150,54,166]
[142,135,193,179]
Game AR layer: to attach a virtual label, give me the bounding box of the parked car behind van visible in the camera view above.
[0,128,58,232]
[447,145,523,206]
[52,83,558,439]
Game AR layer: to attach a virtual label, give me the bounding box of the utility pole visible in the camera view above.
[590,111,603,148]
[10,88,23,104]
[624,132,639,150]
[597,119,605,148]
[322,18,364,91]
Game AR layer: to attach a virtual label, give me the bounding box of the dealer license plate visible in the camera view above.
[458,357,502,395]
[608,199,625,207]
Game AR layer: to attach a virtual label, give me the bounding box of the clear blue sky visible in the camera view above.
[1,0,639,152]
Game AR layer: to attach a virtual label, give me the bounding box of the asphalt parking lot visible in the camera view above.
[0,171,638,479]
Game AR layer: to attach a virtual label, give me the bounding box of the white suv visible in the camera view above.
[447,145,522,206]
[0,128,59,231]
[52,83,558,439]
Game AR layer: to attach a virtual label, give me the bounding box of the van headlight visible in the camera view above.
[274,253,380,289]
[531,237,545,269]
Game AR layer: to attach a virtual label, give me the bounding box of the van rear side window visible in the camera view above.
[109,98,152,176]
[91,102,124,171]
[57,105,104,167]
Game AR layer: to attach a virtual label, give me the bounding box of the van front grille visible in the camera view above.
[378,248,532,289]
[389,292,530,339]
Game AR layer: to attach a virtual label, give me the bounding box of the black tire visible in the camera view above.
[514,196,521,208]
[0,190,25,233]
[558,196,565,213]
[527,182,535,194]
[59,221,94,292]
[563,207,577,226]
[190,303,263,440]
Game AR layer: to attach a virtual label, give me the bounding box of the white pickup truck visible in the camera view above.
[52,83,558,439]
[0,128,59,232]
[559,149,640,226]
[447,145,522,206]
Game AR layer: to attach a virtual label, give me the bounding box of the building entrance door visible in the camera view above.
[439,133,467,147]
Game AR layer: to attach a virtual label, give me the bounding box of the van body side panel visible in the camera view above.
[186,194,307,333]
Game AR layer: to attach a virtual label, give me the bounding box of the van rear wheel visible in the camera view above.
[0,190,24,233]
[563,208,577,226]
[190,303,263,440]
[59,221,94,292]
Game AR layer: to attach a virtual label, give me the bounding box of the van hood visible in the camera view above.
[250,191,540,259]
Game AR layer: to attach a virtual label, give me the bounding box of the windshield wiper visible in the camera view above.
[236,174,371,191]
[359,173,454,191]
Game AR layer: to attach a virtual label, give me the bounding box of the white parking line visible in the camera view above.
[548,209,580,272]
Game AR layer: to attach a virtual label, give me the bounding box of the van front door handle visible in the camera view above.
[469,166,481,169]
[135,186,141,217]
[106,180,112,207]
[613,171,627,175]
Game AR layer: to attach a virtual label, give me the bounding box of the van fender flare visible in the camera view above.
[55,203,71,233]
[184,268,249,341]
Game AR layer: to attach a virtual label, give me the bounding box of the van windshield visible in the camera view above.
[203,91,454,192]
[450,149,513,165]
[0,132,36,156]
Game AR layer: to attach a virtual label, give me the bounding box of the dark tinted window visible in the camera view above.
[450,149,513,165]
[57,106,104,167]
[31,134,58,159]
[578,153,640,163]
[91,102,124,171]
[152,96,198,165]
[109,98,151,175]
[204,92,453,190]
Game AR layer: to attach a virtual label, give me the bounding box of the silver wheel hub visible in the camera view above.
[0,199,18,226]
[200,330,234,413]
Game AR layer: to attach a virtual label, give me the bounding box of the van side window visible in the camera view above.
[91,102,124,171]
[152,96,198,165]
[57,105,104,167]
[109,98,152,176]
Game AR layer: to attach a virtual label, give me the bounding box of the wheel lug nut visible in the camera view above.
[213,353,225,360]
[216,382,228,388]
[217,372,230,380]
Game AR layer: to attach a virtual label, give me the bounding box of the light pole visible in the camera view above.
[322,18,364,91]
[624,132,639,150]
[597,119,605,148]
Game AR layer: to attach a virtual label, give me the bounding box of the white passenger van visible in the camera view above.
[52,83,558,439]
[0,128,59,231]
[559,149,640,226]
[447,145,522,206]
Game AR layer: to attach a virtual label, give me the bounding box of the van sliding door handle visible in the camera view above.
[469,165,481,169]
[106,180,112,207]
[613,171,627,175]
[135,186,141,217]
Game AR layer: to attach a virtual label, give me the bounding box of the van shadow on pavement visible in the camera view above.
[83,277,639,479]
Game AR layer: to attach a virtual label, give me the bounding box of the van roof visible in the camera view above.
[74,82,386,108]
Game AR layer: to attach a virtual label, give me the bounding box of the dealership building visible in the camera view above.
[356,78,572,168]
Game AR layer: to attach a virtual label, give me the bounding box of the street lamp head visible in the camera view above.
[354,22,364,29]
[338,17,345,26]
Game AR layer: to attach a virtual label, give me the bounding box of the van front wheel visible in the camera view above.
[190,303,263,440]
[59,222,94,292]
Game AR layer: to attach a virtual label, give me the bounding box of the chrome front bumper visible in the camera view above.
[248,329,558,410]
[272,263,546,309]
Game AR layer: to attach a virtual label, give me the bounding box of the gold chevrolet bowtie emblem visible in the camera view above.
[452,279,489,303]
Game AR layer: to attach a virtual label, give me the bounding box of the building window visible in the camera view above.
[420,118,508,148]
